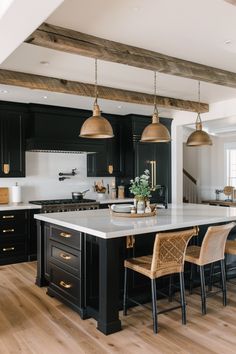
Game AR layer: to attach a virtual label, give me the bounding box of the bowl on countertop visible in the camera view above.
[111,204,133,213]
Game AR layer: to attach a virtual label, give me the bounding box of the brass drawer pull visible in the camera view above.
[60,253,71,260]
[3,229,14,233]
[59,280,72,289]
[2,215,14,219]
[3,247,15,252]
[59,232,72,238]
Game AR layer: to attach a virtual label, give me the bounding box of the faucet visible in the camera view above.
[59,176,71,182]
[59,168,77,177]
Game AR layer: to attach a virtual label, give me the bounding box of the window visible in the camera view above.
[226,146,236,187]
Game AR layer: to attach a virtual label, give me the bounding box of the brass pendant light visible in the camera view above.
[80,59,114,139]
[186,81,212,146]
[140,72,171,143]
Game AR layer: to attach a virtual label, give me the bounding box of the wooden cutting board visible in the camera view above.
[0,188,9,204]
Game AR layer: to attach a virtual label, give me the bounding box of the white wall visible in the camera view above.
[0,152,114,202]
[183,134,236,201]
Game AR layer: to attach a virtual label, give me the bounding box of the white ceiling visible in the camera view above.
[1,0,236,117]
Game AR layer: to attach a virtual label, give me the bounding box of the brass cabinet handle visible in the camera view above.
[108,164,113,174]
[59,232,72,238]
[150,161,154,190]
[153,161,157,187]
[3,247,15,252]
[3,163,10,174]
[60,253,71,260]
[2,215,14,219]
[3,229,14,233]
[59,280,72,289]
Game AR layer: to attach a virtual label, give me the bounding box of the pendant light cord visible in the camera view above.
[154,71,158,114]
[94,58,98,104]
[197,81,201,123]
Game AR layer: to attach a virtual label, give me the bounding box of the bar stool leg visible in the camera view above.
[168,275,173,302]
[123,267,128,316]
[151,278,158,334]
[208,262,214,292]
[179,271,187,325]
[189,263,194,295]
[199,265,207,315]
[225,256,228,281]
[220,259,227,307]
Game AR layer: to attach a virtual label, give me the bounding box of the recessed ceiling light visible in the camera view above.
[0,90,8,94]
[40,61,50,65]
[42,95,48,99]
[225,40,232,45]
[117,105,122,109]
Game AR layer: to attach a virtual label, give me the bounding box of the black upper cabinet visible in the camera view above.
[0,102,27,178]
[87,115,125,177]
[27,104,101,153]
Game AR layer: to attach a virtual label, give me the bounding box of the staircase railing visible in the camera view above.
[183,169,198,203]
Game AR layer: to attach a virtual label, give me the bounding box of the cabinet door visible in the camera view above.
[87,142,110,177]
[134,141,155,177]
[154,143,171,201]
[0,112,25,177]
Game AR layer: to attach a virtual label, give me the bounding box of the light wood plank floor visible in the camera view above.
[0,262,236,354]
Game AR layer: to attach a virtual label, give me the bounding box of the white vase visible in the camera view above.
[137,199,145,214]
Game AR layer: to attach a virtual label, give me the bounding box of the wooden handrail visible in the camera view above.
[183,169,197,185]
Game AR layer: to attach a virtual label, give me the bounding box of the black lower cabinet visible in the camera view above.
[46,224,86,318]
[0,209,39,265]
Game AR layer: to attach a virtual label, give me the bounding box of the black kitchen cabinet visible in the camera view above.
[0,208,39,265]
[117,114,172,203]
[0,102,27,177]
[0,210,28,265]
[28,208,40,261]
[87,115,125,177]
[47,224,85,317]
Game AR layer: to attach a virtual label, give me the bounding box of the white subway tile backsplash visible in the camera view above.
[0,152,114,202]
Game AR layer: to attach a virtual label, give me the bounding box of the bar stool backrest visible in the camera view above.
[151,228,197,277]
[199,222,236,265]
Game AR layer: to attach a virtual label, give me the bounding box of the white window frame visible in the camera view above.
[224,142,236,187]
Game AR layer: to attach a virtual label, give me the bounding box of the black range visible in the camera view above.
[29,199,99,213]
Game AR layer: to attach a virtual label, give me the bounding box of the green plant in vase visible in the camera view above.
[129,170,153,213]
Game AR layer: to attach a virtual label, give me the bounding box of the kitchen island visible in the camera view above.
[35,203,236,335]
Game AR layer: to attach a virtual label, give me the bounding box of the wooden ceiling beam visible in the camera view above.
[0,69,208,113]
[224,0,236,5]
[25,22,236,89]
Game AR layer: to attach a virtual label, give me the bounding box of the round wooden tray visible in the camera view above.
[110,210,157,218]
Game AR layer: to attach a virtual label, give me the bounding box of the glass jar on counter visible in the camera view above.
[111,187,117,199]
[118,185,125,199]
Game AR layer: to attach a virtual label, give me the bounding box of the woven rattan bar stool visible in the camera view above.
[185,222,235,315]
[123,228,197,334]
[225,240,236,280]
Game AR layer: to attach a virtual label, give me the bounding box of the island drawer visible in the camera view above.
[50,226,81,250]
[49,241,81,276]
[49,264,81,305]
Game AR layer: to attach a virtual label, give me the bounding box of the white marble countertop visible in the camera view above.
[0,203,42,211]
[97,198,134,204]
[34,203,236,239]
